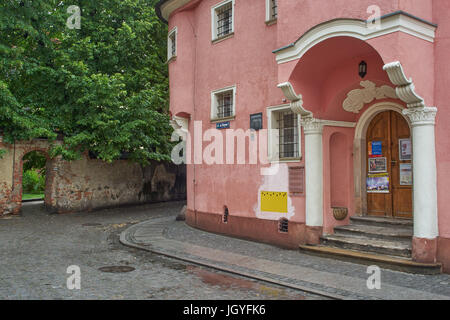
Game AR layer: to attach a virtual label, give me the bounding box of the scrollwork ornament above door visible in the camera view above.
[343,80,398,114]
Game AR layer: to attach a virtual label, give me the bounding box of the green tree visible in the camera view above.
[0,0,172,165]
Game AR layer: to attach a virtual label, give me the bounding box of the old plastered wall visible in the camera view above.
[47,156,186,213]
[0,139,186,215]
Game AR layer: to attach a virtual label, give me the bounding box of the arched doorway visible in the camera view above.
[366,110,412,219]
[21,150,49,203]
[354,102,413,219]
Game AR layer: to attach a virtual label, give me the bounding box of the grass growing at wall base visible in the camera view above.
[22,193,44,201]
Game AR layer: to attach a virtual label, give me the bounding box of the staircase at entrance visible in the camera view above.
[299,216,442,274]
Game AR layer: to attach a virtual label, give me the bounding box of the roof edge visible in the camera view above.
[155,0,168,24]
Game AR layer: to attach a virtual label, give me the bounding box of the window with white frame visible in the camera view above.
[266,0,277,22]
[211,0,234,41]
[211,86,236,120]
[267,105,301,161]
[167,27,177,61]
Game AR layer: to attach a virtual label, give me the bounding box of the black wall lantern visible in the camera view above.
[359,61,367,78]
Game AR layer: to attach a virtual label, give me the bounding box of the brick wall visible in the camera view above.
[0,139,186,215]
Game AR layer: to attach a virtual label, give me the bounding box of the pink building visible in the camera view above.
[157,0,450,273]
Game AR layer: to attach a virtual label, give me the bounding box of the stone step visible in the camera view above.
[298,245,442,275]
[350,215,413,228]
[334,224,412,242]
[320,234,412,258]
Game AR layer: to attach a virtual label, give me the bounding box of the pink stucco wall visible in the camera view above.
[167,0,450,241]
[433,0,450,238]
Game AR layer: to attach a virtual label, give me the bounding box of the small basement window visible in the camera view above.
[278,218,288,233]
[212,0,235,41]
[223,206,229,223]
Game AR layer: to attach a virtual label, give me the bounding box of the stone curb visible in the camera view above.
[120,219,348,300]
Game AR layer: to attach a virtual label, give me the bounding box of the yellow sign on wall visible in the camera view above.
[261,191,288,213]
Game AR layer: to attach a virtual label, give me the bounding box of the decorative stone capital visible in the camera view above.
[403,107,437,127]
[301,117,323,135]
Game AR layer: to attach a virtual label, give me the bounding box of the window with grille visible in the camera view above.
[168,27,177,61]
[217,91,233,118]
[278,110,299,159]
[271,0,277,19]
[267,105,302,161]
[212,0,234,40]
[266,0,278,22]
[211,86,236,120]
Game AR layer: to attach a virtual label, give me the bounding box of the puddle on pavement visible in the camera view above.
[82,223,103,227]
[98,266,136,273]
[187,266,306,300]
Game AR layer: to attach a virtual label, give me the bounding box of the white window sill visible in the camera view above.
[167,55,177,64]
[212,32,234,44]
[265,18,277,26]
[210,115,236,123]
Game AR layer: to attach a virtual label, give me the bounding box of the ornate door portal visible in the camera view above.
[366,111,412,219]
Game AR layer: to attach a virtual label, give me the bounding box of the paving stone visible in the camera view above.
[123,212,450,300]
[0,201,320,300]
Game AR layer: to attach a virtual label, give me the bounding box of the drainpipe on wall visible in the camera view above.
[188,16,198,226]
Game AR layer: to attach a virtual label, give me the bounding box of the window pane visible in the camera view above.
[217,91,233,118]
[217,3,232,37]
[278,110,298,158]
[170,34,176,56]
[272,0,277,19]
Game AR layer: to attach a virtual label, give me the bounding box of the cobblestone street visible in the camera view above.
[0,201,323,300]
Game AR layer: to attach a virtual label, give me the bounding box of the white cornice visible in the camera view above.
[277,82,313,118]
[275,12,436,64]
[159,0,192,22]
[383,61,425,108]
[318,120,356,128]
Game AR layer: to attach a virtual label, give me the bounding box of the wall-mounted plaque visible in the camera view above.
[261,191,288,213]
[216,121,230,130]
[368,157,387,173]
[250,113,263,131]
[289,166,304,194]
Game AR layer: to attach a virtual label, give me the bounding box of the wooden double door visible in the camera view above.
[366,111,413,219]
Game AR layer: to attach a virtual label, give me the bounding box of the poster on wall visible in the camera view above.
[367,173,390,193]
[368,157,387,173]
[400,163,413,185]
[399,138,412,161]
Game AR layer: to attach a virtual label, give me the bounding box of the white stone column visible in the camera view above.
[403,107,438,239]
[302,117,324,229]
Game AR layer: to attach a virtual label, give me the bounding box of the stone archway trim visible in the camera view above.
[274,12,437,64]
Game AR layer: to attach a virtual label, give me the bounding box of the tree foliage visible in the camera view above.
[0,0,172,165]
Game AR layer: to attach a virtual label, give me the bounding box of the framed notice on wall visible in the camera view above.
[399,138,412,161]
[368,157,387,173]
